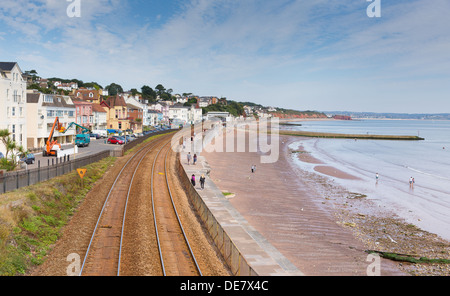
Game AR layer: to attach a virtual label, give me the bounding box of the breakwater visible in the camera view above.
[279,130,424,140]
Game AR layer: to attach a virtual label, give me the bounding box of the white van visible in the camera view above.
[92,129,107,138]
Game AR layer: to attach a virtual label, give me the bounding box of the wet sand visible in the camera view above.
[201,132,406,276]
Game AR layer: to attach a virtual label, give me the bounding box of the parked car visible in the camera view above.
[90,133,100,139]
[20,153,35,164]
[107,136,125,145]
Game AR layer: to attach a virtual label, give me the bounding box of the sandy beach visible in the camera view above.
[200,129,450,276]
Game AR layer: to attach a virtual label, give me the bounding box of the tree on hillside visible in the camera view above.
[155,84,166,96]
[141,85,157,103]
[84,82,103,90]
[105,83,124,96]
[130,88,140,96]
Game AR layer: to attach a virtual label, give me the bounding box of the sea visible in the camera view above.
[285,119,450,241]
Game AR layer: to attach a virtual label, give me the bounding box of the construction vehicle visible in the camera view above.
[43,117,66,157]
[63,122,91,147]
[43,119,91,157]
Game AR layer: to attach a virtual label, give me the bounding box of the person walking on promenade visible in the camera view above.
[251,164,256,173]
[191,174,196,187]
[200,174,205,189]
[193,153,197,165]
[187,152,191,165]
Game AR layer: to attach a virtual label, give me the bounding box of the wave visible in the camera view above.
[404,166,450,181]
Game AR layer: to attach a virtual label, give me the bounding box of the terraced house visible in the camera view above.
[100,94,131,131]
[0,62,28,155]
[26,91,76,150]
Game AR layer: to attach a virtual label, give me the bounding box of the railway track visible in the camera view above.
[78,133,201,276]
[151,139,202,276]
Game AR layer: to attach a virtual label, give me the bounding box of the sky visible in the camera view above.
[0,0,449,113]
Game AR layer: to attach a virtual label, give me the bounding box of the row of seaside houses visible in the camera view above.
[0,62,203,155]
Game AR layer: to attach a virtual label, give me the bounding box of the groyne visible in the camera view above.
[278,130,424,140]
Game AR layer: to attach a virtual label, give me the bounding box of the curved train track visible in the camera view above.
[78,133,202,276]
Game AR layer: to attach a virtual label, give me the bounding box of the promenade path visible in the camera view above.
[181,128,406,276]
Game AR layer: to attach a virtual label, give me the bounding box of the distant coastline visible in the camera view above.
[321,111,450,121]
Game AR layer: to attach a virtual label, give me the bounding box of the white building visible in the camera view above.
[149,102,170,124]
[124,95,149,126]
[92,103,107,130]
[0,62,28,155]
[206,111,232,121]
[54,81,78,91]
[188,105,203,124]
[147,110,163,126]
[169,103,203,125]
[26,91,76,150]
[169,104,189,125]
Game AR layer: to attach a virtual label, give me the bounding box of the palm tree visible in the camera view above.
[0,129,11,155]
[0,129,29,170]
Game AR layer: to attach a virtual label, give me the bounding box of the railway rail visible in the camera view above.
[151,139,202,276]
[78,133,202,276]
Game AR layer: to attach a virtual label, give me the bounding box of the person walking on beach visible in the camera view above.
[200,174,205,189]
[410,177,414,189]
[191,174,196,187]
[193,153,197,165]
[187,152,191,165]
[376,173,379,183]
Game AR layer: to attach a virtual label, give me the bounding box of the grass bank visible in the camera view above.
[0,156,116,275]
[279,130,424,141]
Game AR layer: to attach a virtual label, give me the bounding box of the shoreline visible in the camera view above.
[201,131,403,275]
[286,136,450,275]
[201,130,449,275]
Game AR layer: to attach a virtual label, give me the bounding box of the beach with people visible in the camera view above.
[199,122,450,276]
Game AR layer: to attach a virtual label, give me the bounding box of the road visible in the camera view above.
[24,137,128,170]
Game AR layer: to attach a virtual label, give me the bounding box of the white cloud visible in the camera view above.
[2,0,449,112]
